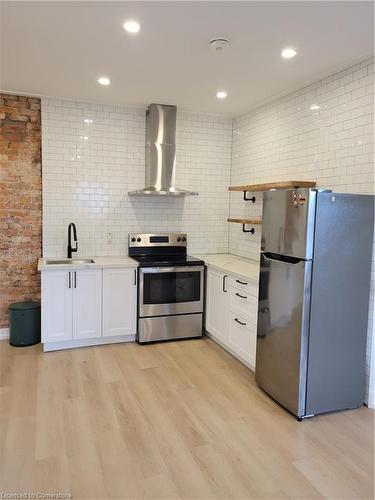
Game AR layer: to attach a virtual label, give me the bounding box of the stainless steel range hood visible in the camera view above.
[128,104,198,196]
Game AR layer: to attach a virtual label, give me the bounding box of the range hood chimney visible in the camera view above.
[128,103,198,196]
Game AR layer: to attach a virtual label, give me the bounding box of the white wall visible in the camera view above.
[41,99,232,257]
[229,58,374,404]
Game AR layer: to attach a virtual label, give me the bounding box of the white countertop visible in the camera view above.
[38,253,260,283]
[38,255,138,271]
[192,253,260,283]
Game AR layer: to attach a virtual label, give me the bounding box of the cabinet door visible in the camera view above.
[103,268,137,337]
[205,268,228,343]
[228,312,256,368]
[72,269,102,340]
[41,270,73,343]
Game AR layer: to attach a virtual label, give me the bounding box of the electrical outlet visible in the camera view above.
[107,232,113,244]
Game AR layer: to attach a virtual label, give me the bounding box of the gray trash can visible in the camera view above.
[8,301,41,347]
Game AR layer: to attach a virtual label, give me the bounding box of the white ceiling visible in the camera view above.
[1,1,373,116]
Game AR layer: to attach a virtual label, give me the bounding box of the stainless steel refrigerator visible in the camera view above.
[256,188,374,419]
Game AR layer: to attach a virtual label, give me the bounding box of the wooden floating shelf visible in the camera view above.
[227,218,262,225]
[228,180,316,192]
[228,218,262,235]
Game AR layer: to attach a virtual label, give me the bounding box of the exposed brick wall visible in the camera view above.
[0,94,42,328]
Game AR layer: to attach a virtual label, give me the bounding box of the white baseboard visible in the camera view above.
[43,334,135,352]
[367,390,375,409]
[0,328,9,340]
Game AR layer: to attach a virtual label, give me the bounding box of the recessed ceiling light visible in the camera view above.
[124,20,140,33]
[281,47,297,59]
[310,104,320,111]
[97,77,110,86]
[216,91,227,99]
[84,118,93,123]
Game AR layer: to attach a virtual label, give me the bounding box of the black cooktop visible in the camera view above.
[130,254,205,268]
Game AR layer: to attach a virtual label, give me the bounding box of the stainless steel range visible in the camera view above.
[129,233,205,343]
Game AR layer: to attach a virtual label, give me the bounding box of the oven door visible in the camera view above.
[139,266,204,317]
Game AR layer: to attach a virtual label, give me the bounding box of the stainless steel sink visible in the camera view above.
[46,259,95,265]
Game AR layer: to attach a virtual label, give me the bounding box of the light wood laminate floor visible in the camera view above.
[0,337,373,499]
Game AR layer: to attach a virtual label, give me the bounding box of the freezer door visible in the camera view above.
[255,252,312,417]
[261,188,317,259]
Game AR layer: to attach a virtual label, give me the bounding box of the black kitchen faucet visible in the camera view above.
[67,222,78,258]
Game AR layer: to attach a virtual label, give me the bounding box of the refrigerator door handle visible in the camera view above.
[262,252,304,265]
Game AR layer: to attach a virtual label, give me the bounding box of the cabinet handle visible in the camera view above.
[222,275,228,293]
[68,272,71,289]
[134,269,137,286]
[235,318,247,326]
[235,292,247,299]
[74,271,77,288]
[236,279,248,285]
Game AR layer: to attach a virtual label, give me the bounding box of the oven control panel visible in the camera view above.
[129,233,187,247]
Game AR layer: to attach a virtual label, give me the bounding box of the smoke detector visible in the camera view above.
[209,38,231,52]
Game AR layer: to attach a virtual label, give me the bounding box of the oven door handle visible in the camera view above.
[139,266,204,274]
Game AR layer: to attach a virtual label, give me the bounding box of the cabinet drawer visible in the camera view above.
[228,286,257,323]
[227,276,258,297]
[228,312,256,368]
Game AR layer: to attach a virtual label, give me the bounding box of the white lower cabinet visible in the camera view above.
[205,267,228,343]
[205,266,258,370]
[41,270,73,343]
[103,268,137,337]
[72,269,102,340]
[228,312,256,368]
[41,266,137,349]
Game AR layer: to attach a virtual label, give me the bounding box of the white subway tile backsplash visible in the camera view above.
[41,100,232,258]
